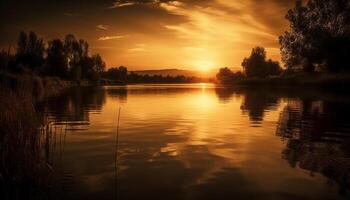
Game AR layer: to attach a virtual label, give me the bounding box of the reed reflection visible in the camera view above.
[42,87,106,130]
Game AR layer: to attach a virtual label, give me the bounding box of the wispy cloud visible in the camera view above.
[128,43,147,52]
[160,0,287,65]
[98,35,128,41]
[109,0,167,8]
[96,24,109,31]
[110,1,135,8]
[128,47,146,52]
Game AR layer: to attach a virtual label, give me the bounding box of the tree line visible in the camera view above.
[0,31,106,83]
[0,31,202,84]
[217,0,350,83]
[103,66,201,84]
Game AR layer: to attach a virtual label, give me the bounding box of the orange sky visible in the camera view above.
[0,0,297,71]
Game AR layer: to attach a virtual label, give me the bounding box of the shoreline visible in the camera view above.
[0,72,92,100]
[2,72,350,95]
[218,73,350,90]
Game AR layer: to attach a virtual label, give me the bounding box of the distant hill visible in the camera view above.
[132,69,201,77]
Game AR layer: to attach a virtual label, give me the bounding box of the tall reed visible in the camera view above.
[0,85,56,199]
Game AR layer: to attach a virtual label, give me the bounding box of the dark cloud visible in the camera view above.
[0,0,187,45]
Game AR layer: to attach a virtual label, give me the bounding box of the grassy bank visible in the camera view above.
[229,73,350,90]
[0,72,71,198]
[0,86,58,198]
[0,72,84,100]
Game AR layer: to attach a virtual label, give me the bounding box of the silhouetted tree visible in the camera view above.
[279,0,350,72]
[78,39,89,75]
[63,34,77,66]
[63,35,93,81]
[118,66,128,83]
[104,66,127,83]
[216,67,244,84]
[91,54,105,82]
[46,39,68,78]
[104,67,119,81]
[4,30,204,84]
[15,31,45,71]
[242,47,282,78]
[266,59,282,76]
[242,47,266,78]
[2,31,109,84]
[64,34,81,81]
[216,67,234,84]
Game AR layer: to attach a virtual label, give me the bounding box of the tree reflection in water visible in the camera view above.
[215,87,279,123]
[277,99,350,197]
[44,87,107,121]
[215,87,350,197]
[240,89,279,122]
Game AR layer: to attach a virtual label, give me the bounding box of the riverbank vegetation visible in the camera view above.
[0,85,59,198]
[0,31,203,89]
[103,66,203,84]
[216,0,350,87]
[0,30,203,190]
[0,31,106,93]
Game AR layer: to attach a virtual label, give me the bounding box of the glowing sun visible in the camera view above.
[195,60,215,72]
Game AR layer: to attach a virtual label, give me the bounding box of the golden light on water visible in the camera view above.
[200,82,207,88]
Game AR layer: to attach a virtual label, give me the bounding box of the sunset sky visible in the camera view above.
[0,0,297,71]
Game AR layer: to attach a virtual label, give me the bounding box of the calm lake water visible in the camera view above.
[37,84,350,200]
